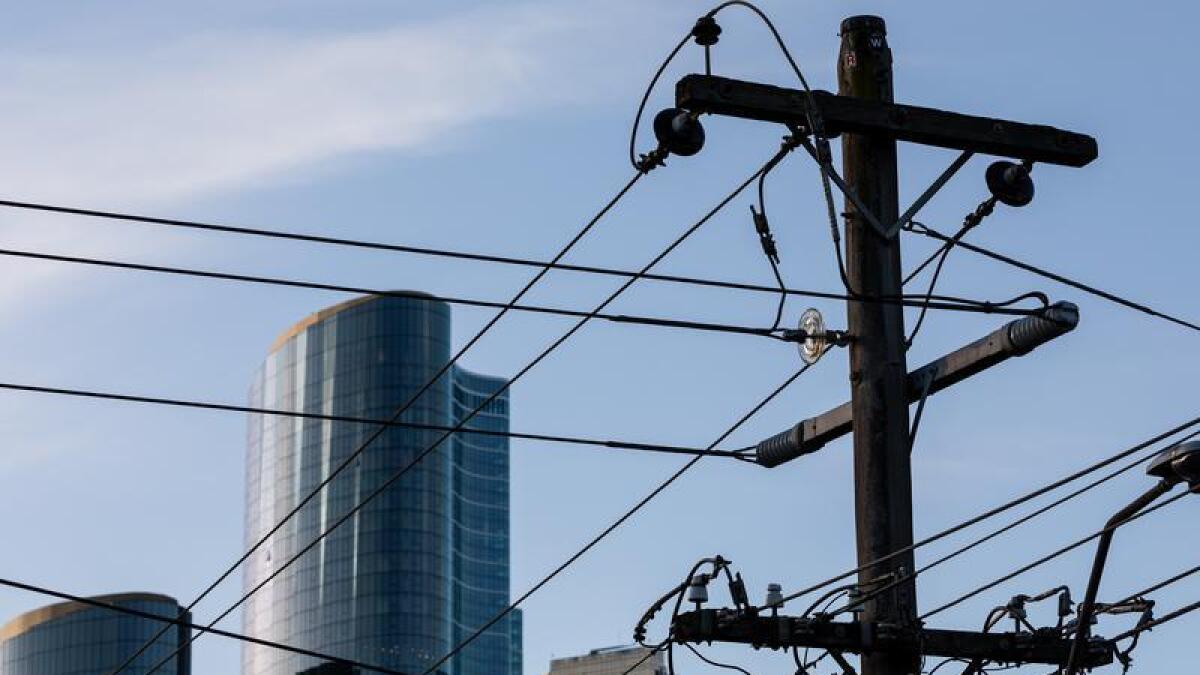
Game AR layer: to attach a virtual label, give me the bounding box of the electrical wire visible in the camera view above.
[752,142,788,331]
[0,380,754,460]
[0,575,406,675]
[902,214,979,345]
[829,431,1200,618]
[908,222,1200,334]
[920,490,1191,621]
[142,148,798,674]
[1106,563,1200,610]
[113,170,648,675]
[620,642,668,675]
[765,414,1200,611]
[902,160,1029,347]
[0,196,1026,315]
[422,363,815,675]
[0,247,810,341]
[628,27,691,169]
[681,642,751,675]
[0,246,1042,328]
[1110,597,1200,642]
[699,0,852,303]
[927,658,973,675]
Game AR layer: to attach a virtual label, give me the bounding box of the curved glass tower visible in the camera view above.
[243,294,520,675]
[0,592,190,674]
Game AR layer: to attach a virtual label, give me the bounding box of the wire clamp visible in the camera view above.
[634,146,669,174]
[750,206,780,263]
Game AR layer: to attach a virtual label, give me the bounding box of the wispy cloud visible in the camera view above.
[0,0,665,316]
[0,2,654,206]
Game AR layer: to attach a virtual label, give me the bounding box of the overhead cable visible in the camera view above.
[832,432,1199,617]
[920,491,1190,621]
[1107,563,1200,611]
[142,146,797,674]
[0,575,405,675]
[1110,598,1200,642]
[424,364,815,675]
[908,222,1200,334]
[0,247,1044,321]
[768,414,1200,609]
[114,169,647,675]
[0,381,752,460]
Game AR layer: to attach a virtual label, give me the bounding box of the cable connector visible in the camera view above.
[634,146,668,174]
[749,205,780,263]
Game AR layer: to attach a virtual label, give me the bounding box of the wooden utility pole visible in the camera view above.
[839,16,918,675]
[667,11,1098,673]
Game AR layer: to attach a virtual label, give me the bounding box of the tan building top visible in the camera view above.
[548,645,664,675]
[0,592,178,642]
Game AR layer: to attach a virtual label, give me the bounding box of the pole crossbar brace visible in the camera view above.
[799,140,975,240]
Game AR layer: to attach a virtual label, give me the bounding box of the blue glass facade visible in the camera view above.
[0,593,190,675]
[243,294,520,675]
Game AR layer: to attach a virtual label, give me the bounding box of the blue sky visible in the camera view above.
[0,1,1198,673]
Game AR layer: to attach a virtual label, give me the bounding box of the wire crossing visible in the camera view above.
[113,170,649,675]
[0,576,407,675]
[423,363,816,675]
[139,149,796,674]
[920,491,1191,621]
[909,222,1200,334]
[768,414,1200,609]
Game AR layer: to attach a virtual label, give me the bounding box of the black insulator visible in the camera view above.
[653,108,705,157]
[985,160,1035,207]
[692,16,722,46]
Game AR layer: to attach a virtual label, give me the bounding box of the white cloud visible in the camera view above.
[0,0,666,316]
[0,2,653,206]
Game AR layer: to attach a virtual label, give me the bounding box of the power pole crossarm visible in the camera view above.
[755,302,1080,467]
[671,611,1115,669]
[675,76,1097,167]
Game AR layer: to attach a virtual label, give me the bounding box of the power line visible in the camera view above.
[112,169,649,675]
[831,431,1199,617]
[621,643,667,675]
[423,363,815,675]
[141,148,796,674]
[1107,563,1200,610]
[0,246,1045,322]
[0,380,752,460]
[907,222,1200,334]
[681,642,751,674]
[0,575,407,675]
[0,197,825,301]
[0,247,801,340]
[902,192,1003,347]
[768,414,1200,610]
[920,490,1190,621]
[0,197,1029,317]
[1110,597,1200,642]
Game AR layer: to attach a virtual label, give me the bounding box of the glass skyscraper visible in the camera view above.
[0,592,190,674]
[243,293,520,675]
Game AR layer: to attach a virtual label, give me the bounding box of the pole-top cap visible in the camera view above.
[840,15,886,35]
